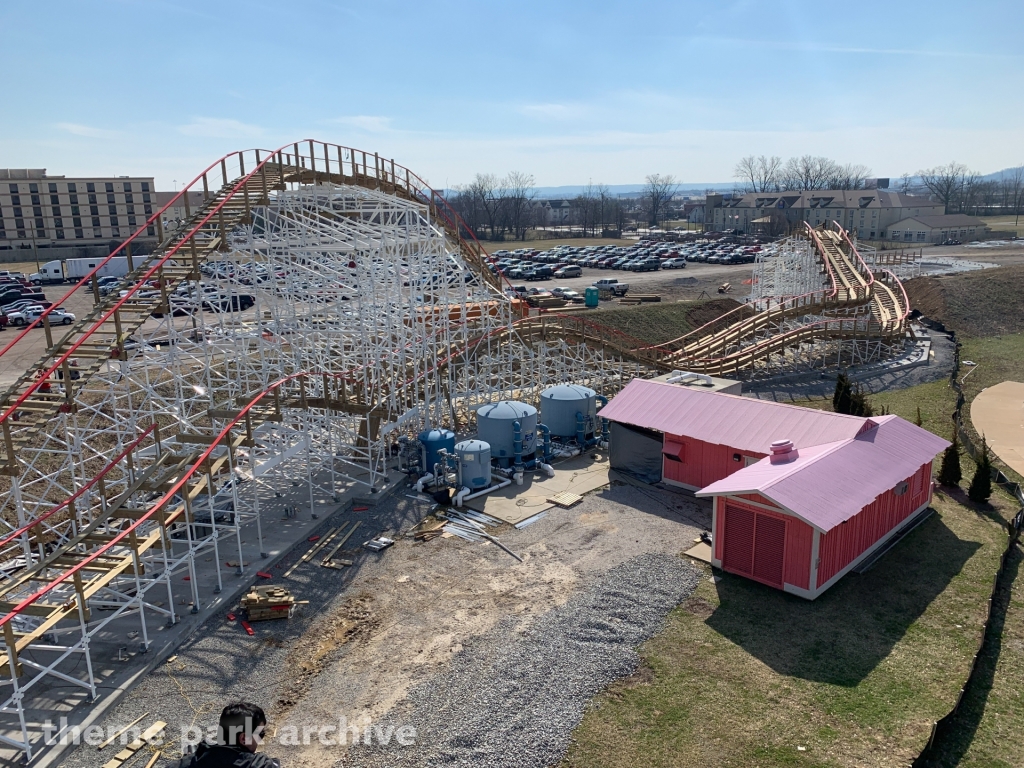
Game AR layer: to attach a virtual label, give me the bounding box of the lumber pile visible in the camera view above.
[241,585,307,621]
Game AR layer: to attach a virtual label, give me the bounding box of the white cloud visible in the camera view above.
[56,122,119,139]
[328,115,393,133]
[177,117,265,139]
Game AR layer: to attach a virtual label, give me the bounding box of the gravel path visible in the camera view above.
[343,552,699,768]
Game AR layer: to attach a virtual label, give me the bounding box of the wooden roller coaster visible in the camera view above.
[0,141,910,762]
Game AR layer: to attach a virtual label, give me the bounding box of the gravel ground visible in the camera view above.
[343,552,699,768]
[55,478,706,768]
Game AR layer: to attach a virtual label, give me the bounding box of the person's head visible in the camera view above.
[218,702,267,752]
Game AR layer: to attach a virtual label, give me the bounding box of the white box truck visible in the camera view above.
[61,257,131,283]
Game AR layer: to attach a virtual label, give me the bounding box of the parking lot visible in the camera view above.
[483,237,767,307]
[487,235,769,280]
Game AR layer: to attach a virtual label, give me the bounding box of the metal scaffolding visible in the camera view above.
[0,143,663,762]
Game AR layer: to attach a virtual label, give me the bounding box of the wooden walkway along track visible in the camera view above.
[0,152,507,478]
[0,166,287,475]
[652,222,907,371]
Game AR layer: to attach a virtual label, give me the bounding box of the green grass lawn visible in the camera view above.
[979,215,1024,238]
[563,333,1024,768]
[563,492,1016,768]
[481,236,633,253]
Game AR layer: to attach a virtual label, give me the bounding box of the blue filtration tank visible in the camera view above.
[418,428,456,474]
[541,384,598,438]
[476,400,537,467]
[455,439,492,489]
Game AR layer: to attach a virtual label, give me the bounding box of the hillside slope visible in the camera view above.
[595,298,746,346]
[904,265,1024,336]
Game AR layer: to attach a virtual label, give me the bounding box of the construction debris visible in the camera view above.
[321,521,361,567]
[241,585,308,622]
[282,524,344,577]
[411,515,447,541]
[514,512,548,529]
[363,536,394,552]
[96,713,149,750]
[547,491,583,509]
[442,511,522,562]
[100,721,166,768]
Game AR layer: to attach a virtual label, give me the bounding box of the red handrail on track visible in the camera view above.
[0,424,157,553]
[0,141,515,434]
[0,149,263,363]
[0,371,325,630]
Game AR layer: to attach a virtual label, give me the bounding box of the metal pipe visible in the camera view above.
[513,420,523,478]
[453,477,512,507]
[536,423,552,464]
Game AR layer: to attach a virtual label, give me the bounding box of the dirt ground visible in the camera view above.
[904,262,1024,336]
[57,474,708,768]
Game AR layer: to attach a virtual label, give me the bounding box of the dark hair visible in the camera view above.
[218,702,267,746]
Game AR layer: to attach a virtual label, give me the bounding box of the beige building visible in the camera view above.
[886,214,988,244]
[155,191,206,230]
[0,169,157,258]
[706,189,943,239]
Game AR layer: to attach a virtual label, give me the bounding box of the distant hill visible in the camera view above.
[530,182,735,199]
[980,166,1024,182]
[442,166,1022,201]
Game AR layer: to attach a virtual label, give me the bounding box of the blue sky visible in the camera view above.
[2,1,1021,190]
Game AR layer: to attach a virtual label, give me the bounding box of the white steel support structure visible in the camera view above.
[0,143,662,762]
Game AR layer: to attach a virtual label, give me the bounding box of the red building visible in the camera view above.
[600,379,950,598]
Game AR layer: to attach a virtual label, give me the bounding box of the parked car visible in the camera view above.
[524,266,553,281]
[631,260,660,272]
[8,306,75,326]
[1,299,53,314]
[553,265,582,278]
[661,258,687,269]
[592,278,629,296]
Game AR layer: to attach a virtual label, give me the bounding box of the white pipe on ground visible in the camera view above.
[538,462,555,478]
[454,477,513,507]
[414,473,434,492]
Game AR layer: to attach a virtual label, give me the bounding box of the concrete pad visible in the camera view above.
[466,453,611,525]
[971,381,1024,476]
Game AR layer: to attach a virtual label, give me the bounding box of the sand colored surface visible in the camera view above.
[971,381,1024,476]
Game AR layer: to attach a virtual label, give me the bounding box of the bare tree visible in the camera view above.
[917,162,977,214]
[501,171,537,241]
[829,163,873,190]
[466,173,502,239]
[779,156,841,191]
[1001,165,1024,225]
[899,173,914,194]
[733,155,782,192]
[642,174,678,226]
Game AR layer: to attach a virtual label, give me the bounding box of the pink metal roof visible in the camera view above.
[599,378,869,454]
[696,415,950,531]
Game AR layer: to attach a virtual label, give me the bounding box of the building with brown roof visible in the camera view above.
[706,189,943,239]
[885,214,989,244]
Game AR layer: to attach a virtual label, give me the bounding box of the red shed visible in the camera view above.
[599,380,950,598]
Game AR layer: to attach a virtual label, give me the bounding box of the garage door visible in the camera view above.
[722,503,787,588]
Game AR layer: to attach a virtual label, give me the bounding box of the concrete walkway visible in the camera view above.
[971,381,1024,477]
